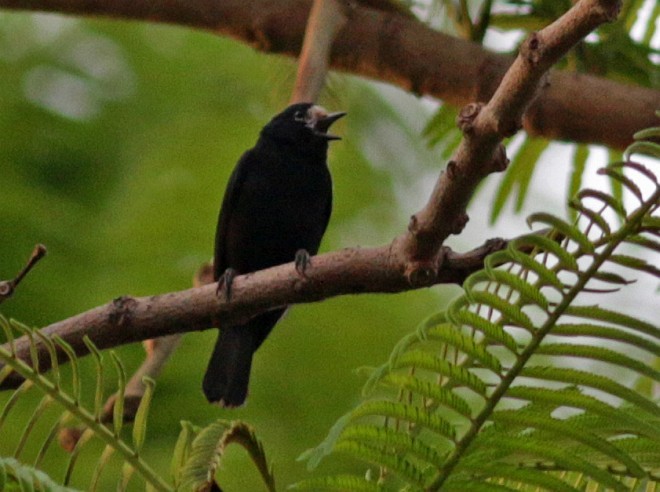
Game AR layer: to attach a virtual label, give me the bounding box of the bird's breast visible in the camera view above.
[224,159,331,273]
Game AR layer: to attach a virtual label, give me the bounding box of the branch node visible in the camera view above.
[521,32,542,66]
[451,213,470,235]
[598,1,622,22]
[0,282,11,298]
[457,102,483,134]
[491,144,510,172]
[109,296,138,328]
[407,214,419,233]
[445,160,458,179]
[247,14,273,51]
[405,263,436,287]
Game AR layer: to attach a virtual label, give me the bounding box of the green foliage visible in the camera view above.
[0,6,658,492]
[178,419,275,492]
[0,316,277,491]
[295,154,659,490]
[0,456,79,492]
[0,317,172,491]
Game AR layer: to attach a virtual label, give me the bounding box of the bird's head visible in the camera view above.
[262,103,346,146]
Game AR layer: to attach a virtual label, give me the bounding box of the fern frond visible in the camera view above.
[0,316,172,491]
[303,150,659,490]
[178,419,275,492]
[0,456,79,492]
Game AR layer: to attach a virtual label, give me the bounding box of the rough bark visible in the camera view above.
[0,0,657,149]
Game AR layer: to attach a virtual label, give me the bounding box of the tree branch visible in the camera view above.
[400,0,622,272]
[290,0,348,103]
[0,0,656,149]
[0,0,626,391]
[0,238,514,389]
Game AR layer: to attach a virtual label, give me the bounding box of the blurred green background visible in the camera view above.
[0,12,456,490]
[3,4,656,489]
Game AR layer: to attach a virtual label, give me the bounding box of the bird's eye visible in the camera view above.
[294,110,306,122]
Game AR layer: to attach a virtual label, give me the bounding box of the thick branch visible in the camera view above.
[0,237,510,389]
[401,0,622,270]
[1,0,657,149]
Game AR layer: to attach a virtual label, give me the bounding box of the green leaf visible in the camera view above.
[625,234,660,253]
[597,167,644,204]
[470,462,582,492]
[564,305,658,339]
[110,351,126,437]
[0,457,79,492]
[534,343,660,381]
[551,323,660,356]
[350,400,456,441]
[503,247,564,291]
[569,198,612,236]
[491,410,646,477]
[425,321,504,373]
[299,414,352,470]
[568,145,589,222]
[180,420,275,492]
[446,299,519,353]
[462,291,534,332]
[607,254,660,276]
[467,269,549,309]
[132,376,155,453]
[82,336,104,422]
[380,373,473,417]
[179,420,232,491]
[511,233,579,272]
[519,366,659,416]
[577,189,627,218]
[526,212,594,253]
[89,445,115,492]
[52,336,80,402]
[392,351,488,396]
[338,424,445,467]
[333,440,427,490]
[626,141,660,160]
[471,433,628,491]
[14,394,54,460]
[504,386,660,439]
[171,421,196,487]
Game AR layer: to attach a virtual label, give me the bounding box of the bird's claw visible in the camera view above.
[294,249,312,277]
[216,268,237,302]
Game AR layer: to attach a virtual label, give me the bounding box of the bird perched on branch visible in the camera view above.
[203,103,346,407]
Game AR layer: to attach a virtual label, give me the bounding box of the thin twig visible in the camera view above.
[0,244,47,304]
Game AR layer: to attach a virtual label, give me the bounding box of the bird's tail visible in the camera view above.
[202,310,283,407]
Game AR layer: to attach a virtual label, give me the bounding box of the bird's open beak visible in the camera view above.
[314,111,347,140]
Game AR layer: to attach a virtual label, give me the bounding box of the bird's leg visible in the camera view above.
[294,249,312,277]
[216,267,237,301]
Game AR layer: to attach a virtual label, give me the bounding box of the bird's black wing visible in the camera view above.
[321,176,333,238]
[213,149,254,281]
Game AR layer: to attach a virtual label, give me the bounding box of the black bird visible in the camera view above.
[203,103,345,407]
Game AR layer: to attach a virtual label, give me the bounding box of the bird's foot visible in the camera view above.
[216,268,237,302]
[294,249,312,277]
